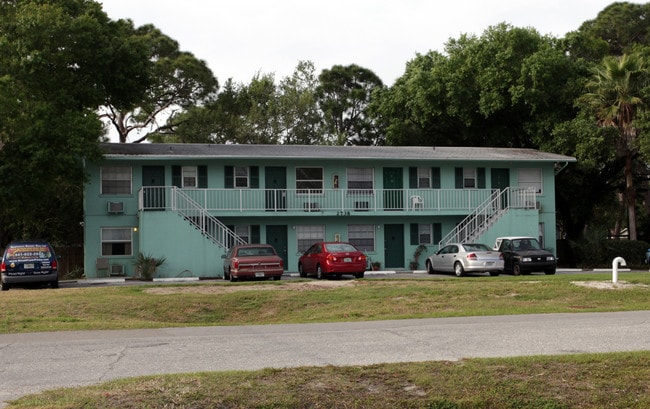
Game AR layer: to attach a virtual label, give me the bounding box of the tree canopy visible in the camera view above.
[0,0,151,245]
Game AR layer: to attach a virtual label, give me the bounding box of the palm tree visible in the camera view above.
[580,53,648,240]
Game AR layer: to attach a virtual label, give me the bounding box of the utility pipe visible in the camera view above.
[612,257,626,284]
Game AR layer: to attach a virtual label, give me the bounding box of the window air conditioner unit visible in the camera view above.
[110,264,125,276]
[107,201,125,213]
[354,201,369,211]
[303,202,320,212]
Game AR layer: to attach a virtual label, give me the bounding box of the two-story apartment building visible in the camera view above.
[82,143,575,278]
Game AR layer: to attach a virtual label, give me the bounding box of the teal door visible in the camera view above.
[383,168,403,210]
[491,168,510,208]
[266,225,288,270]
[142,166,165,209]
[265,167,286,211]
[384,224,404,268]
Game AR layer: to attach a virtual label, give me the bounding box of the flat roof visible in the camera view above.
[100,143,576,162]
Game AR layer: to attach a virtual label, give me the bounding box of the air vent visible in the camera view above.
[354,201,369,211]
[107,201,125,213]
[110,264,124,276]
[303,202,320,212]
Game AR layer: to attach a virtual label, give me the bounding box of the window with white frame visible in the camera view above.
[235,225,250,243]
[418,224,432,245]
[234,167,249,188]
[296,167,323,194]
[417,167,431,188]
[296,225,325,253]
[348,224,375,252]
[101,166,132,195]
[182,166,197,188]
[463,168,477,188]
[518,168,543,193]
[347,168,373,194]
[101,227,133,256]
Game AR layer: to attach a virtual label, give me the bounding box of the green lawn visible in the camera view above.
[1,273,649,333]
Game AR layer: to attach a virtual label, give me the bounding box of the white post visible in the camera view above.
[612,257,626,284]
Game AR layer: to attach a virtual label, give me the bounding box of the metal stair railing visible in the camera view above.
[438,188,507,247]
[172,187,246,249]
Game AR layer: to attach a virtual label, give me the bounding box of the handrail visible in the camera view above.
[438,187,537,247]
[172,187,246,248]
[140,187,497,213]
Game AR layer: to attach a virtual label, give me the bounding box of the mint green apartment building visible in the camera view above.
[82,143,575,278]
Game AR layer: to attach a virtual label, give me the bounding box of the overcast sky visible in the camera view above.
[99,0,646,86]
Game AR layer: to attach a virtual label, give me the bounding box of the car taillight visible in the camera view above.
[52,260,58,270]
[467,253,478,260]
[0,262,5,272]
[327,254,336,262]
[358,255,365,262]
[279,259,284,268]
[233,260,239,269]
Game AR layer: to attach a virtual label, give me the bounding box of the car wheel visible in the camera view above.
[298,263,307,278]
[273,275,282,281]
[545,269,556,275]
[1,281,8,291]
[223,269,230,280]
[229,270,237,282]
[489,271,500,276]
[355,272,364,279]
[316,265,323,279]
[51,280,59,289]
[454,262,465,277]
[513,263,521,276]
[426,260,434,274]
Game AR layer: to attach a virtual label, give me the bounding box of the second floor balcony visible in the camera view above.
[139,186,538,216]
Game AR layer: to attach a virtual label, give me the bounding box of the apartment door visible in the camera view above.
[491,168,510,209]
[383,168,403,210]
[266,225,288,270]
[142,166,165,209]
[384,224,404,268]
[265,167,287,211]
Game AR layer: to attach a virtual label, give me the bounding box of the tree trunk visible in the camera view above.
[625,153,637,240]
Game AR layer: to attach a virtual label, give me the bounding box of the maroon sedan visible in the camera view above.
[298,242,367,279]
[222,244,284,282]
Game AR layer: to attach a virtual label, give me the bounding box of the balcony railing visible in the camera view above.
[137,186,538,213]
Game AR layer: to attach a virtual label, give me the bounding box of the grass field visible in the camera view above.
[2,273,649,408]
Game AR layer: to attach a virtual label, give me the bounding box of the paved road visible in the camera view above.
[1,311,649,406]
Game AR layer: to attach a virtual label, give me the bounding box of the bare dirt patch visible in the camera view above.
[571,280,649,290]
[144,280,359,295]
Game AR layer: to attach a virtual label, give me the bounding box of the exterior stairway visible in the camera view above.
[172,187,246,249]
[439,187,536,246]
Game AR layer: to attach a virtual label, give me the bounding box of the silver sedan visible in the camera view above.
[426,243,504,277]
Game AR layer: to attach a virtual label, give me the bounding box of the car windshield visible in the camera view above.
[463,244,491,252]
[4,245,51,261]
[324,243,357,252]
[512,239,542,250]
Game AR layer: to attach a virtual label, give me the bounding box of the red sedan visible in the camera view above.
[298,242,367,279]
[222,244,284,282]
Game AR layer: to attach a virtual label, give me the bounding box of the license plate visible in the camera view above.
[344,258,352,262]
[255,272,265,277]
[24,263,34,269]
[485,262,494,266]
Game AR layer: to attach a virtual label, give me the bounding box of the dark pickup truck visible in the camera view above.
[493,236,556,275]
